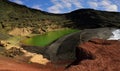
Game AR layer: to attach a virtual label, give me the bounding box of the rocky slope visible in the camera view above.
[66,9,120,29]
[44,28,119,62]
[20,28,120,65]
[0,0,65,34]
[66,38,120,71]
[0,38,120,71]
[0,0,120,34]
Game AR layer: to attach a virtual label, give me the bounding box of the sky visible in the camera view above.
[9,0,120,13]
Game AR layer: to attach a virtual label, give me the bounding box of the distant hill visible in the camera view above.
[66,9,120,29]
[0,0,120,33]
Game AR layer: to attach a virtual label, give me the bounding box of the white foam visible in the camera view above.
[108,29,120,40]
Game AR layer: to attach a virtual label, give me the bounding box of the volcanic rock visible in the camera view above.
[45,31,80,61]
[45,28,118,62]
[0,38,120,71]
[66,38,120,71]
[80,28,116,42]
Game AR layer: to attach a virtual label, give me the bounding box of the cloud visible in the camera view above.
[99,0,118,11]
[72,0,83,8]
[88,2,98,9]
[100,0,111,6]
[47,0,83,13]
[47,5,62,13]
[32,5,41,10]
[9,0,24,4]
[88,0,118,12]
[106,4,118,11]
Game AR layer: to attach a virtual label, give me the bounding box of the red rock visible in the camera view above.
[66,38,120,71]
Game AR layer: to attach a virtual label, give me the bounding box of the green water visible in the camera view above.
[22,29,79,47]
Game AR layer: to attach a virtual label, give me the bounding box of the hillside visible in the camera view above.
[0,0,120,33]
[66,9,120,29]
[0,0,67,33]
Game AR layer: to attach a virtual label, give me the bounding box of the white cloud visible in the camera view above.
[99,0,118,11]
[100,0,111,6]
[72,0,83,8]
[106,5,118,11]
[10,0,23,4]
[88,2,98,9]
[48,0,83,13]
[32,5,41,10]
[88,0,118,12]
[62,1,72,8]
[48,5,62,13]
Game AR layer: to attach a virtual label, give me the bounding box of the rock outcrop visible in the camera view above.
[66,38,120,71]
[8,27,33,36]
[45,28,119,62]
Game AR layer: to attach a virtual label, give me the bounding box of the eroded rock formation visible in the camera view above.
[45,28,119,62]
[66,38,120,71]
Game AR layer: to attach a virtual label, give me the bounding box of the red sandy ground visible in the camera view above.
[66,38,120,71]
[0,55,66,71]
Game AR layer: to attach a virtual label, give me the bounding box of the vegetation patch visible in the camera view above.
[21,28,79,47]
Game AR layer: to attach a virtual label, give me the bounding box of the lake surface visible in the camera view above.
[22,29,79,47]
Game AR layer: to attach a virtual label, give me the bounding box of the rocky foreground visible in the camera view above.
[0,55,66,71]
[66,38,120,71]
[0,38,120,71]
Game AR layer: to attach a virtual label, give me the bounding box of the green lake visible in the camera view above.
[22,29,79,47]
